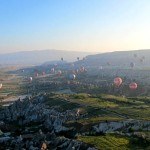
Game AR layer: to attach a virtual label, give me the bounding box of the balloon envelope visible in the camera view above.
[29,77,33,82]
[114,77,123,87]
[129,82,138,90]
[69,74,76,80]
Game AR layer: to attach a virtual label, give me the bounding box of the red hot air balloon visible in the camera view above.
[129,82,138,90]
[114,77,123,87]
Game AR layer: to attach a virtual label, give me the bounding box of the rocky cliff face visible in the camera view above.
[0,94,96,150]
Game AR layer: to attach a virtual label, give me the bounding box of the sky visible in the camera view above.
[0,0,150,54]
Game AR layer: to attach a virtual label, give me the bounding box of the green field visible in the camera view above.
[0,67,25,101]
[44,93,150,122]
[78,134,148,150]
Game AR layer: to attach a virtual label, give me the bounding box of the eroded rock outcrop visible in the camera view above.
[0,95,76,132]
[93,119,150,133]
[0,94,96,149]
[0,132,97,150]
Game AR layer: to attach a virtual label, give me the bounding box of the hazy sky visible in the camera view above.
[0,0,150,54]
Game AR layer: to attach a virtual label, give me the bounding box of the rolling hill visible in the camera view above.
[0,49,91,65]
[80,49,150,68]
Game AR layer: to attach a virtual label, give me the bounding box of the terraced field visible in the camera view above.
[78,134,143,150]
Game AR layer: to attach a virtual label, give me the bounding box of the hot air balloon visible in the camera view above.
[57,70,62,76]
[130,62,135,68]
[51,68,55,73]
[114,77,123,87]
[29,77,33,83]
[0,83,3,89]
[129,82,138,90]
[69,74,76,80]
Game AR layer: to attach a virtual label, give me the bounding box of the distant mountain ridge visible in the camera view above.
[79,49,150,67]
[0,49,150,67]
[0,49,91,65]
